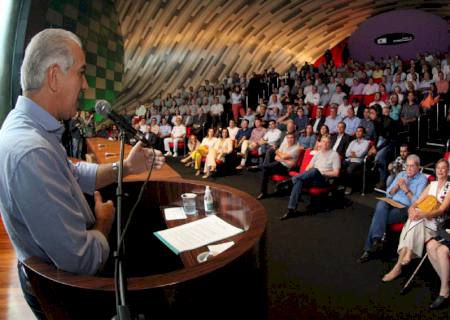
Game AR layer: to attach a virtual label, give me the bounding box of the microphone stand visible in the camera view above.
[113,129,131,320]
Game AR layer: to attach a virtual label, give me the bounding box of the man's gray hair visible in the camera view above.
[406,154,420,167]
[20,28,82,91]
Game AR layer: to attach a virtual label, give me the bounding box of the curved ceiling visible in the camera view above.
[114,0,450,108]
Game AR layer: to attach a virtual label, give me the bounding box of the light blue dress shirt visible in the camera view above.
[0,96,108,275]
[386,171,428,206]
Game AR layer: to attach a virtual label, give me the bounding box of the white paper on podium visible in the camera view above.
[208,241,235,256]
[154,215,244,254]
[164,207,187,220]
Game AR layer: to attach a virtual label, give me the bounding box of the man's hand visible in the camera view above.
[93,191,115,238]
[397,178,409,193]
[124,141,165,175]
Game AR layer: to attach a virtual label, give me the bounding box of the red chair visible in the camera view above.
[363,94,375,106]
[373,78,383,84]
[349,94,364,104]
[444,152,450,161]
[289,149,314,177]
[270,149,305,183]
[311,105,319,119]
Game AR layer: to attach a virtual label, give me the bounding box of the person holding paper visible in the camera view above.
[382,159,450,281]
[357,155,427,263]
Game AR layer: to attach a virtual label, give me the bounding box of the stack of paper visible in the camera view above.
[154,215,244,254]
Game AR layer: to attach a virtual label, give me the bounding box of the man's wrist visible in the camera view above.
[113,161,131,177]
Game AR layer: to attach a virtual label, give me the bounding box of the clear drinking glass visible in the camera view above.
[181,193,197,215]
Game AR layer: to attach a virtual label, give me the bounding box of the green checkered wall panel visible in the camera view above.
[46,0,124,114]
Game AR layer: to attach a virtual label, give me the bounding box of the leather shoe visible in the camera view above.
[357,251,370,263]
[430,295,449,310]
[280,209,296,221]
[370,237,384,253]
[257,193,267,200]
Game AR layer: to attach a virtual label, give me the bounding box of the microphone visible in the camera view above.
[95,100,156,147]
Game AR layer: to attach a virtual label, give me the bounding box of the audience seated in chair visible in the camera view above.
[367,105,396,190]
[260,121,298,167]
[359,107,375,140]
[203,128,233,178]
[331,121,351,159]
[157,118,172,151]
[357,154,428,263]
[256,132,300,200]
[209,96,224,128]
[189,128,217,176]
[297,124,317,150]
[163,116,186,157]
[343,107,361,137]
[259,120,282,163]
[234,119,252,150]
[341,126,370,195]
[324,105,342,134]
[236,118,267,170]
[227,119,239,141]
[310,106,325,134]
[280,134,341,220]
[313,125,330,151]
[180,135,200,167]
[386,144,410,188]
[382,159,450,282]
[426,228,450,309]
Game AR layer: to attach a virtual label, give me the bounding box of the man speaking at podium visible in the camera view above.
[0,29,164,318]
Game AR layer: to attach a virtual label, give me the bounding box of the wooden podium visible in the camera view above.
[23,138,268,319]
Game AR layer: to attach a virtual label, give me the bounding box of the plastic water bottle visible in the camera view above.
[204,186,214,215]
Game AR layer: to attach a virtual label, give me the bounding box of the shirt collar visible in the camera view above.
[15,96,64,139]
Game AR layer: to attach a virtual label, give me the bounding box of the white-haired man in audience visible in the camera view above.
[163,116,186,157]
[357,154,427,263]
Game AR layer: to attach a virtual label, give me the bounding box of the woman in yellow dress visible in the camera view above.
[180,134,200,167]
[186,128,217,176]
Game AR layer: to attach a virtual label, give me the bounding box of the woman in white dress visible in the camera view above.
[382,159,450,282]
[203,128,233,178]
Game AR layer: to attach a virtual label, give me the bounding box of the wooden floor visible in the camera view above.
[0,221,34,320]
[0,162,181,319]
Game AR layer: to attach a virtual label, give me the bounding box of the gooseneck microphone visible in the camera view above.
[94,100,155,147]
